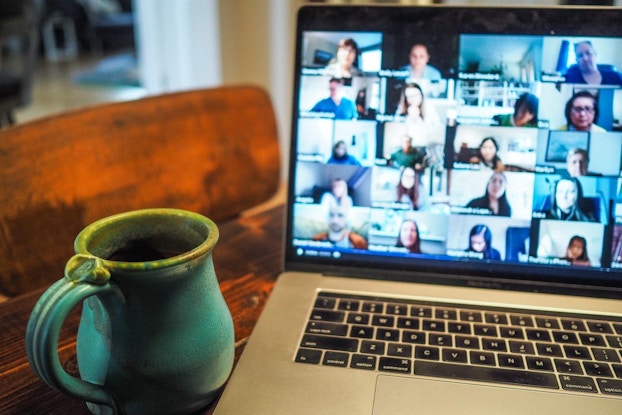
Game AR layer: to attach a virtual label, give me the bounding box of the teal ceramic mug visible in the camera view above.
[26,208,235,415]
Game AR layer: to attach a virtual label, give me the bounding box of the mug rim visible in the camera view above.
[73,208,219,270]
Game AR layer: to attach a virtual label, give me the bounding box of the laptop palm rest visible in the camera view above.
[373,375,612,414]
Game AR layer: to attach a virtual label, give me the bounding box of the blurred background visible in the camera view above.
[1,0,617,182]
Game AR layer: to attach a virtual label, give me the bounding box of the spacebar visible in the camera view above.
[415,361,559,389]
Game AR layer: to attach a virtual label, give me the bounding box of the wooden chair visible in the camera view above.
[0,85,281,297]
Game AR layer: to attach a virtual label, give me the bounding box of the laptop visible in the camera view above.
[214,5,622,414]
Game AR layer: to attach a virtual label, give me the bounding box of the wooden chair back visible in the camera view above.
[0,85,280,296]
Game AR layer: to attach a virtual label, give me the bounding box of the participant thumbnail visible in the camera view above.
[453,125,538,172]
[541,36,622,86]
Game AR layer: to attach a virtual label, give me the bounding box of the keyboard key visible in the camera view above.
[338,299,360,311]
[526,329,551,342]
[597,378,622,395]
[474,324,498,337]
[415,361,558,389]
[361,340,385,355]
[448,322,472,334]
[301,334,358,352]
[371,315,395,327]
[526,356,554,372]
[310,309,345,322]
[411,306,432,318]
[510,315,534,327]
[555,359,584,374]
[536,343,563,357]
[592,348,621,363]
[376,328,399,342]
[347,313,370,325]
[415,345,440,361]
[386,303,408,315]
[613,323,622,335]
[443,348,468,363]
[435,308,457,320]
[485,312,508,325]
[350,325,374,339]
[402,330,426,344]
[295,348,322,364]
[397,317,420,329]
[362,301,384,313]
[587,321,613,334]
[509,341,535,355]
[559,375,597,393]
[306,321,348,336]
[482,338,507,352]
[500,327,524,339]
[379,357,412,374]
[323,351,349,367]
[561,319,586,332]
[455,335,480,349]
[552,331,579,344]
[563,345,591,360]
[428,334,452,347]
[387,343,413,358]
[579,333,606,347]
[535,317,560,329]
[470,351,495,366]
[350,354,376,370]
[606,335,622,349]
[583,362,613,377]
[498,354,524,369]
[459,310,482,323]
[314,297,336,309]
[422,319,446,332]
[614,364,622,378]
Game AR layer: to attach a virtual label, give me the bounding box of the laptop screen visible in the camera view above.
[285,5,622,295]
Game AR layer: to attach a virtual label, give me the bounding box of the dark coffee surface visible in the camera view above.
[107,239,182,262]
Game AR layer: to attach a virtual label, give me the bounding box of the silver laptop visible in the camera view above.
[214,5,622,414]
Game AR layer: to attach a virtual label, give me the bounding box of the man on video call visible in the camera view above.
[310,77,358,120]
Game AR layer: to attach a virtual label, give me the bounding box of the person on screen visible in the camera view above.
[469,137,504,172]
[466,172,512,217]
[558,90,605,132]
[395,82,441,129]
[565,148,600,177]
[400,44,442,81]
[312,204,367,249]
[324,38,361,78]
[389,135,425,170]
[396,219,422,254]
[564,41,622,86]
[493,93,539,128]
[327,140,361,166]
[320,178,353,211]
[467,224,501,260]
[561,235,591,266]
[396,166,420,210]
[311,77,358,120]
[545,177,595,222]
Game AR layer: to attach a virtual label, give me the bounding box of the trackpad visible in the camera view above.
[372,375,600,415]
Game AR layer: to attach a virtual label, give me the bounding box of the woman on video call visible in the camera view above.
[469,137,504,172]
[396,219,422,254]
[466,172,512,217]
[545,177,596,222]
[467,224,501,260]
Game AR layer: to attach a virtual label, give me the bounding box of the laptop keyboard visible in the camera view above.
[295,292,622,397]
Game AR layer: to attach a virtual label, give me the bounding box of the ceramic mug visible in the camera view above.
[26,208,235,415]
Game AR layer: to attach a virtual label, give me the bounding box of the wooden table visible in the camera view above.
[0,205,284,414]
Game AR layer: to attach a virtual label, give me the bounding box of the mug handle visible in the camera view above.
[26,255,120,413]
